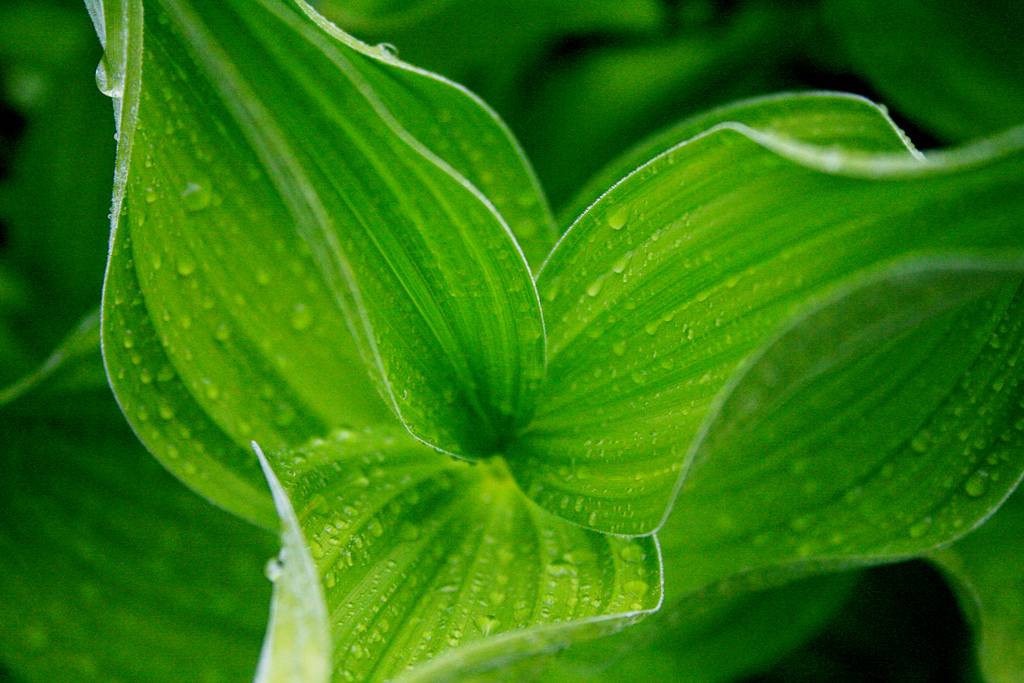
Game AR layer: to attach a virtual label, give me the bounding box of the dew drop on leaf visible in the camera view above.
[367,519,384,538]
[176,258,196,276]
[473,615,500,638]
[180,181,212,212]
[264,555,284,582]
[910,432,930,453]
[619,543,645,563]
[608,206,629,230]
[964,470,989,497]
[908,517,932,538]
[290,303,313,331]
[94,58,123,98]
[623,579,649,598]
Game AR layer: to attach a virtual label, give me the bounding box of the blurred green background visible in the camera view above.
[0,0,1020,681]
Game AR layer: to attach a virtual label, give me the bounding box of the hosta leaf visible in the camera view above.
[534,260,1024,681]
[253,445,331,683]
[295,4,557,266]
[932,488,1024,683]
[0,333,274,683]
[256,428,661,682]
[543,571,857,683]
[659,260,1024,595]
[512,125,1024,535]
[560,91,917,228]
[97,0,546,524]
[828,0,1024,143]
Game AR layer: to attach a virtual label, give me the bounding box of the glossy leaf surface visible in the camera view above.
[535,261,1024,681]
[514,127,1024,534]
[98,0,547,525]
[561,91,917,228]
[660,262,1024,595]
[258,428,661,682]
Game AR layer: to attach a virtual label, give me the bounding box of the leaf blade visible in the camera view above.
[513,124,1024,534]
[258,428,661,682]
[560,90,918,228]
[97,0,547,524]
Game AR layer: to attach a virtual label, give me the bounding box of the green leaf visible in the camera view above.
[828,0,1024,143]
[253,444,331,683]
[256,428,661,682]
[511,124,1024,535]
[535,259,1024,681]
[932,487,1024,683]
[659,260,1024,595]
[0,333,275,683]
[296,5,558,266]
[97,0,548,524]
[542,571,858,683]
[560,91,918,229]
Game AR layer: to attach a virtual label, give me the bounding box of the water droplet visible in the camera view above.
[264,556,284,582]
[214,323,230,341]
[181,181,211,212]
[624,580,649,597]
[398,522,420,542]
[94,57,123,98]
[546,561,575,577]
[367,518,384,537]
[909,517,932,538]
[619,543,645,563]
[290,303,312,331]
[612,340,627,356]
[376,42,399,58]
[789,515,812,532]
[176,258,196,276]
[474,615,499,636]
[964,470,989,498]
[910,433,929,454]
[608,207,629,230]
[586,276,605,297]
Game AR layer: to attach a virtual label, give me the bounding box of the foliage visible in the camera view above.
[1,0,1022,681]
